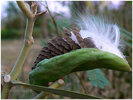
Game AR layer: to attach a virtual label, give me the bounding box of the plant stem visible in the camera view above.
[45,1,60,36]
[2,1,47,99]
[2,19,35,98]
[10,19,35,80]
[34,81,64,99]
[1,83,12,99]
[17,1,33,19]
[12,81,101,99]
[75,72,88,94]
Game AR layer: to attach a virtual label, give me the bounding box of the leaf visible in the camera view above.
[12,81,102,99]
[56,18,70,33]
[121,39,132,47]
[55,13,65,17]
[40,40,47,47]
[119,27,132,47]
[120,27,132,37]
[87,69,110,89]
[121,31,132,41]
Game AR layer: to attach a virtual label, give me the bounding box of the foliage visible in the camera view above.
[1,28,21,39]
[6,1,20,20]
[47,16,70,36]
[1,1,25,39]
[40,40,47,47]
[87,69,110,89]
[120,27,132,47]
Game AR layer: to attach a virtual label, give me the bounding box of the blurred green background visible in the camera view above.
[1,1,132,99]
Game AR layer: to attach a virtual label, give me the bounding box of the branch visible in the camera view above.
[34,80,64,99]
[45,1,60,36]
[8,1,47,82]
[35,10,47,18]
[11,81,102,99]
[75,72,88,94]
[1,83,12,99]
[2,1,47,99]
[9,1,36,81]
[17,1,33,19]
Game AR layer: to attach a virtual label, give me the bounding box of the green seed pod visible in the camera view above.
[29,48,131,86]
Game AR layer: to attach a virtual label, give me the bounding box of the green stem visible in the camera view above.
[17,1,32,19]
[45,1,60,36]
[1,83,12,99]
[75,72,88,94]
[10,19,35,80]
[1,1,45,99]
[12,81,101,99]
[34,81,63,99]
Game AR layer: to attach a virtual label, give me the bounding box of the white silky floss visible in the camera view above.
[70,15,125,60]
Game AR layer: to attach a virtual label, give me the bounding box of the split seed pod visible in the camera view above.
[29,48,130,86]
[29,16,131,86]
[31,26,96,70]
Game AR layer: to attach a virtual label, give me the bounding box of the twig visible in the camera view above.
[9,1,36,81]
[17,1,32,19]
[1,82,12,99]
[2,1,47,99]
[45,1,60,36]
[35,10,47,18]
[34,80,64,99]
[11,81,101,99]
[75,72,88,94]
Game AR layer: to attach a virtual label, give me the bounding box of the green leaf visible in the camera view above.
[120,27,132,37]
[55,12,65,17]
[56,18,70,33]
[121,31,132,41]
[40,40,47,47]
[12,81,102,99]
[121,39,132,47]
[119,27,132,47]
[87,69,110,89]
